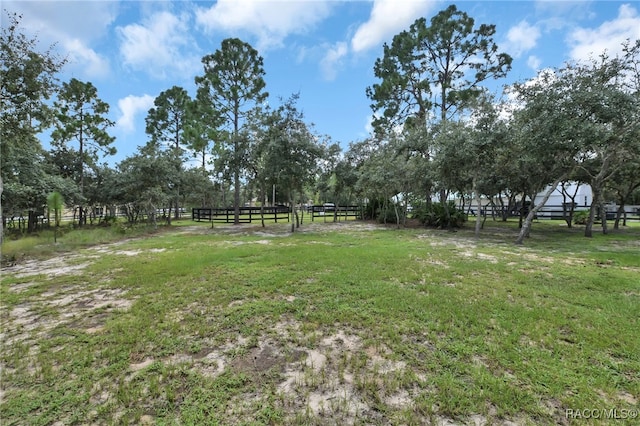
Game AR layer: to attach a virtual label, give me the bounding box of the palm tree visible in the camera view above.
[47,191,64,242]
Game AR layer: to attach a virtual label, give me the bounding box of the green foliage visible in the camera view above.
[46,191,64,227]
[195,37,268,223]
[144,86,194,222]
[100,215,118,226]
[413,201,467,228]
[1,11,66,141]
[115,146,176,224]
[50,78,115,226]
[185,90,222,172]
[51,78,116,159]
[376,203,404,224]
[362,198,384,221]
[573,210,589,225]
[1,12,67,230]
[252,93,326,218]
[367,4,512,134]
[146,86,191,154]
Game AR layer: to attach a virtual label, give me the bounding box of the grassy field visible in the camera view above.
[1,219,639,425]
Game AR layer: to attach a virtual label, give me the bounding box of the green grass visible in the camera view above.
[1,219,638,425]
[1,220,163,265]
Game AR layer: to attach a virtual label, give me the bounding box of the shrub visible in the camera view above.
[363,198,384,221]
[99,215,118,226]
[413,201,467,228]
[377,204,404,224]
[573,210,589,225]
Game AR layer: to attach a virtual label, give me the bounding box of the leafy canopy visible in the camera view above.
[367,4,512,134]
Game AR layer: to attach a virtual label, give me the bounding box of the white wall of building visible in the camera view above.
[534,182,593,209]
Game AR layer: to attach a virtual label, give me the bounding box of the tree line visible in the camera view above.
[2,7,639,244]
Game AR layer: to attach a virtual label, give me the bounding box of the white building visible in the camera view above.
[534,182,593,218]
[535,182,593,208]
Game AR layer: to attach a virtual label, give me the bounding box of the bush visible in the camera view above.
[377,205,404,224]
[573,210,589,225]
[99,216,118,227]
[413,201,467,228]
[363,198,384,221]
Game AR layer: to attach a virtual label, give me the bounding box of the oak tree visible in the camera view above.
[1,11,66,237]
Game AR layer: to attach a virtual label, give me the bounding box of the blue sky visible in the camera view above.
[4,1,640,165]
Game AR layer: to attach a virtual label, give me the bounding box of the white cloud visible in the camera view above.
[63,39,110,79]
[195,0,333,51]
[3,1,117,41]
[505,20,541,58]
[117,11,200,80]
[2,1,116,80]
[527,55,542,70]
[351,0,438,53]
[117,94,155,133]
[320,42,348,81]
[568,4,640,61]
[534,0,595,25]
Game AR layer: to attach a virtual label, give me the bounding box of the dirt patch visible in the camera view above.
[1,240,143,351]
[89,246,166,256]
[232,339,306,374]
[6,257,94,279]
[229,239,271,246]
[2,287,133,345]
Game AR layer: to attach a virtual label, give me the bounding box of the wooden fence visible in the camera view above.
[309,205,363,222]
[192,206,291,223]
[472,204,640,221]
[192,205,363,224]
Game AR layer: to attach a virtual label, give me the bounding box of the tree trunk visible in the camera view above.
[78,115,85,227]
[518,206,524,228]
[516,176,564,245]
[393,202,401,229]
[0,176,3,245]
[289,189,295,233]
[402,193,409,227]
[439,188,450,228]
[27,210,38,233]
[233,102,241,225]
[233,169,240,225]
[260,187,266,228]
[150,205,158,230]
[473,178,482,238]
[600,198,608,235]
[613,202,625,230]
[561,183,570,228]
[584,186,601,238]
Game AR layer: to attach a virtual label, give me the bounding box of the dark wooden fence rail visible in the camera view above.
[473,204,640,221]
[309,205,363,222]
[192,206,291,223]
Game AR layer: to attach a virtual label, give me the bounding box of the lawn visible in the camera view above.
[1,219,638,425]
